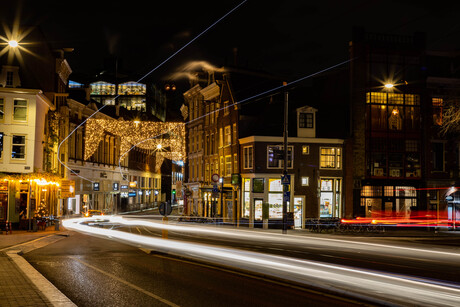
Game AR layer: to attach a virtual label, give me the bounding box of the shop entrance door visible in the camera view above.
[0,193,7,220]
[293,196,304,229]
[254,199,263,221]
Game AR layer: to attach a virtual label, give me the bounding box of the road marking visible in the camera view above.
[69,256,180,307]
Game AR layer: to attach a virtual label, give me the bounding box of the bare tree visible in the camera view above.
[440,100,460,135]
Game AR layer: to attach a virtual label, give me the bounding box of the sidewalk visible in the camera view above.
[0,225,74,307]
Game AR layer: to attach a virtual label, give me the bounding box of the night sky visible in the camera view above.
[2,0,460,86]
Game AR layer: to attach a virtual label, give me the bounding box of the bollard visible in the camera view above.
[5,221,12,235]
[54,218,60,231]
[162,216,168,239]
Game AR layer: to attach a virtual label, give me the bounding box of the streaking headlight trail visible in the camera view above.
[63,217,460,307]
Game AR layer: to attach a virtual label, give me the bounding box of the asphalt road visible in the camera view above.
[24,232,364,307]
[115,216,460,284]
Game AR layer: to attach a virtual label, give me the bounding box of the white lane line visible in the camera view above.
[7,250,76,307]
[69,256,180,307]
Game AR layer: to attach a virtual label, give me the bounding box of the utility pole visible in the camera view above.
[282,82,288,234]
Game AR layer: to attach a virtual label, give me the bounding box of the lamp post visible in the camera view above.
[282,82,288,234]
[220,177,224,219]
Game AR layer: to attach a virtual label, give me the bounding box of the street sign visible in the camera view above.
[281,174,290,185]
[211,173,220,183]
[159,202,173,216]
[283,191,290,202]
[61,180,75,198]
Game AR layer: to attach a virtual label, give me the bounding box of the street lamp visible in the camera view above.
[384,83,394,89]
[8,40,18,48]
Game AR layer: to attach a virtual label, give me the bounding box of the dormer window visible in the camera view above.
[0,66,20,88]
[299,112,313,128]
[6,71,13,86]
[296,106,317,138]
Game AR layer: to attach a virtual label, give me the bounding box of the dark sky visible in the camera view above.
[2,0,460,84]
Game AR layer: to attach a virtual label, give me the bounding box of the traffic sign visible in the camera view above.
[281,174,290,185]
[212,184,219,192]
[283,191,290,202]
[159,202,173,216]
[211,173,220,183]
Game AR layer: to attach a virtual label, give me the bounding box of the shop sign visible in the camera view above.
[113,183,119,191]
[120,184,128,190]
[446,195,454,201]
[128,191,136,197]
[120,192,128,198]
[83,194,89,202]
[93,182,100,191]
[61,180,75,198]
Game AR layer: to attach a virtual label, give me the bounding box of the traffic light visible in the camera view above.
[172,189,176,195]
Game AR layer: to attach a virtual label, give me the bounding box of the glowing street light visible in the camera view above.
[8,40,18,48]
[384,83,394,89]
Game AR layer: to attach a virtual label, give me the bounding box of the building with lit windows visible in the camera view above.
[0,26,72,229]
[348,27,460,220]
[182,65,347,226]
[239,105,345,229]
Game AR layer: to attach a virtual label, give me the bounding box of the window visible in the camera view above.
[320,147,342,169]
[0,132,3,158]
[220,156,224,176]
[253,178,265,193]
[302,145,309,155]
[13,99,27,121]
[432,98,443,126]
[243,146,253,169]
[233,153,238,172]
[233,124,237,144]
[301,177,309,186]
[0,98,3,120]
[225,155,232,176]
[432,142,444,172]
[225,125,231,146]
[12,135,26,159]
[6,71,13,86]
[90,81,116,95]
[267,145,293,168]
[299,113,313,128]
[219,128,223,148]
[224,101,230,115]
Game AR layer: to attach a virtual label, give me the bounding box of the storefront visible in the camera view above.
[241,176,293,228]
[319,178,342,218]
[0,181,8,221]
[360,184,417,218]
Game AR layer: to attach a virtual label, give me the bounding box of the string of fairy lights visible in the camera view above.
[84,119,186,179]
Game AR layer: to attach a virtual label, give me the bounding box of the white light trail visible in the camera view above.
[63,218,460,306]
[100,215,460,259]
